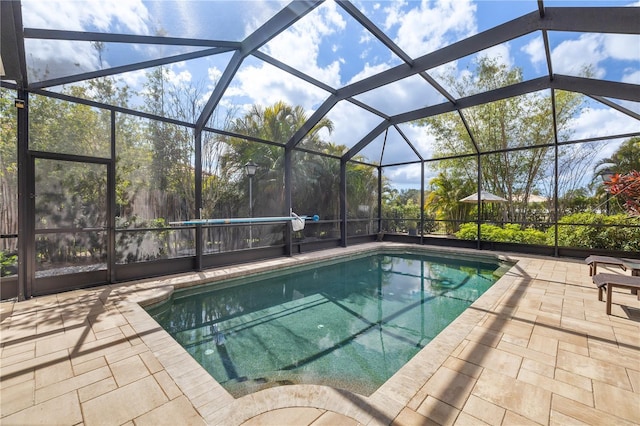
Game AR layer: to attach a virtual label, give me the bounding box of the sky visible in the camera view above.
[19,0,640,190]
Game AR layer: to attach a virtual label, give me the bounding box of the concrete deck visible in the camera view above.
[1,243,639,425]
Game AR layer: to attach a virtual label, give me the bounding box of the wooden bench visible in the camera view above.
[584,255,638,276]
[592,273,640,315]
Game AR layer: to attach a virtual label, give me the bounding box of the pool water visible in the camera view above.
[147,252,507,397]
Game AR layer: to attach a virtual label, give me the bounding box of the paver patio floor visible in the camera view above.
[1,243,639,425]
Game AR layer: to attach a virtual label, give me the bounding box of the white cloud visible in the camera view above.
[22,0,151,82]
[622,69,640,85]
[429,61,458,87]
[208,67,223,84]
[166,68,192,86]
[551,32,639,82]
[94,0,150,34]
[383,164,423,189]
[478,43,513,69]
[119,69,147,91]
[602,34,640,61]
[347,62,392,84]
[359,30,373,44]
[260,1,345,88]
[551,34,607,78]
[568,106,640,140]
[385,0,477,58]
[522,35,546,67]
[404,123,436,160]
[22,0,150,34]
[324,101,384,149]
[243,1,290,37]
[231,61,330,113]
[354,74,446,116]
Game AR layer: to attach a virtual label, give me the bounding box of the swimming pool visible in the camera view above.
[147,251,509,397]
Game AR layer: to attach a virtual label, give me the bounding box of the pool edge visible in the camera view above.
[121,242,524,425]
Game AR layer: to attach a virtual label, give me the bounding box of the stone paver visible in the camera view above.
[241,407,325,425]
[1,243,639,425]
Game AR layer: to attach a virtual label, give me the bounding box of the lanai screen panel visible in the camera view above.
[28,93,111,158]
[350,0,483,59]
[1,0,638,270]
[460,90,555,152]
[547,31,640,84]
[428,33,549,99]
[424,156,479,235]
[605,99,640,115]
[0,88,18,255]
[416,113,477,160]
[299,100,383,155]
[20,0,282,40]
[559,92,640,142]
[378,126,421,166]
[258,0,403,90]
[353,74,447,117]
[23,38,211,85]
[213,56,330,142]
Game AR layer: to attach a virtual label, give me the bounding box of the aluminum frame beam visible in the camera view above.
[252,51,336,95]
[23,28,240,48]
[588,95,640,121]
[287,9,542,150]
[550,75,640,102]
[337,1,414,66]
[290,7,638,152]
[195,0,322,132]
[541,7,639,34]
[337,1,457,107]
[345,75,640,161]
[30,47,234,90]
[1,0,28,86]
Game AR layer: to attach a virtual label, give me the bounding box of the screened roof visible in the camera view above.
[2,0,639,181]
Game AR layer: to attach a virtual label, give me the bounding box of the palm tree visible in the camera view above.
[222,101,334,217]
[425,173,475,234]
[594,137,640,176]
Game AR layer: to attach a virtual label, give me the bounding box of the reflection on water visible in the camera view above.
[147,252,504,397]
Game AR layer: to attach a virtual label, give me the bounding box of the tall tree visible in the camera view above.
[425,173,475,233]
[142,66,194,222]
[422,57,583,223]
[222,101,334,218]
[0,88,18,252]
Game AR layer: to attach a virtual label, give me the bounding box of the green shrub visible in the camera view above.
[456,223,547,245]
[551,213,640,251]
[0,251,17,277]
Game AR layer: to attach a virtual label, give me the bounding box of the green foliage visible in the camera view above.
[425,172,475,232]
[551,213,640,251]
[222,101,337,220]
[0,251,17,277]
[1,89,18,256]
[382,189,437,234]
[141,66,195,219]
[594,137,640,177]
[422,57,584,223]
[456,223,547,245]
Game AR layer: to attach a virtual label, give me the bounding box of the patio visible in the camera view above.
[1,243,639,425]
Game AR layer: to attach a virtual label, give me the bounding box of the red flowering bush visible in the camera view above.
[605,170,640,217]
